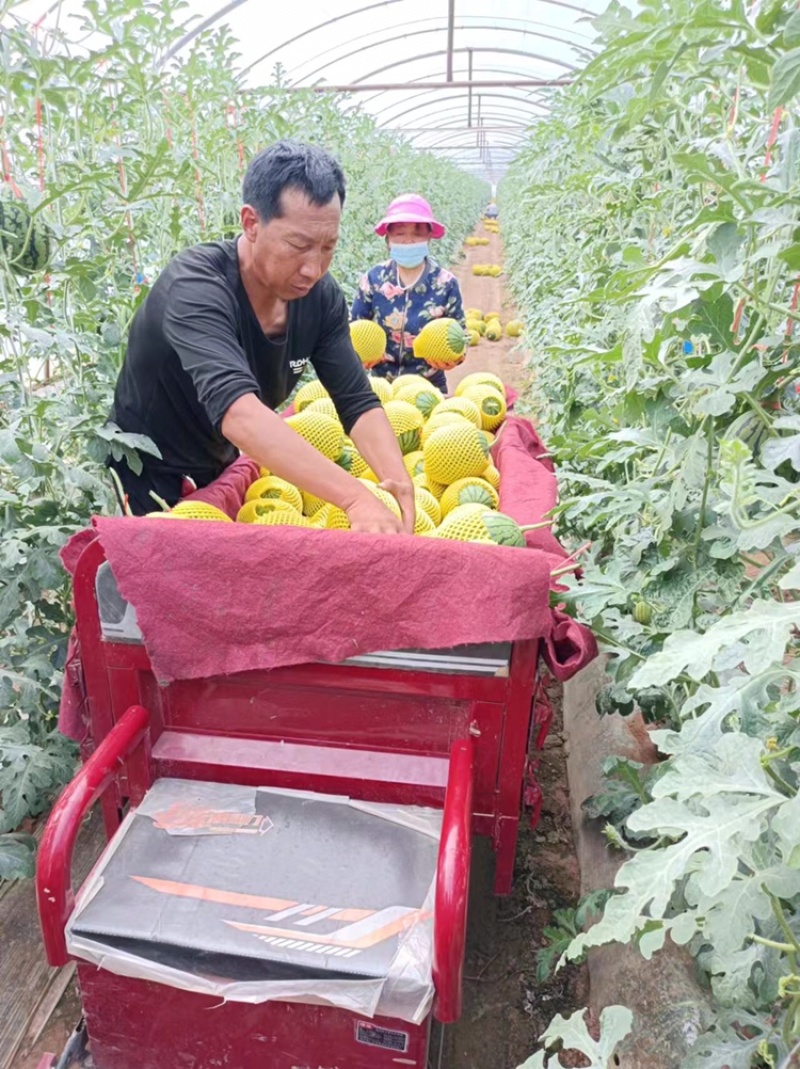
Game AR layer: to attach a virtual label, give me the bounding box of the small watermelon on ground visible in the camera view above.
[467,329,480,347]
[484,323,503,341]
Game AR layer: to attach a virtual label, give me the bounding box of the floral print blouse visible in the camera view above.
[350,257,465,380]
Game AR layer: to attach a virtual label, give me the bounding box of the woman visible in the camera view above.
[350,193,465,393]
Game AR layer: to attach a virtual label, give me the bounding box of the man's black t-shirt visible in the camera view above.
[110,239,381,513]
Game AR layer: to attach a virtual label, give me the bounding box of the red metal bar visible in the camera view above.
[433,737,474,1024]
[36,704,150,966]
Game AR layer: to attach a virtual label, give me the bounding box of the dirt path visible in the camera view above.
[447,229,529,395]
[437,228,587,1068]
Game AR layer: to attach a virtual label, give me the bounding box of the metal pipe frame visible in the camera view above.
[377,94,549,128]
[295,37,576,89]
[379,105,542,134]
[282,14,594,86]
[242,3,598,80]
[395,112,536,143]
[446,0,455,81]
[370,82,554,123]
[353,64,566,109]
[311,79,572,91]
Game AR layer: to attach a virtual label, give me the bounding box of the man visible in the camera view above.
[109,140,413,534]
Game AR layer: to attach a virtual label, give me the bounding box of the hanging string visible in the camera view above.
[0,117,22,199]
[162,86,174,149]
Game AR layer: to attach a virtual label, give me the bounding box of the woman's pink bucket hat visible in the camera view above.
[374,193,446,239]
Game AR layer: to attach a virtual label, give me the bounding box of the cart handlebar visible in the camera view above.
[433,736,474,1023]
[36,704,151,966]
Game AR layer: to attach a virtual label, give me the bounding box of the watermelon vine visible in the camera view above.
[503,1,800,1065]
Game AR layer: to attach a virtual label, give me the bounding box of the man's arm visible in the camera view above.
[221,395,404,534]
[162,273,403,534]
[348,408,415,534]
[312,280,416,533]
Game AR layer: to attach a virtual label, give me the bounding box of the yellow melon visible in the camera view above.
[383,399,424,454]
[413,471,446,499]
[285,410,345,460]
[423,423,490,485]
[436,396,482,428]
[412,318,467,368]
[350,319,386,368]
[482,463,501,490]
[455,372,505,396]
[155,501,232,523]
[237,499,302,524]
[293,379,329,412]
[245,475,303,513]
[393,381,443,419]
[306,397,341,423]
[369,376,393,404]
[414,486,442,526]
[439,477,499,517]
[461,385,508,432]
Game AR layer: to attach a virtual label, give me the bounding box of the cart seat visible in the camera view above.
[67,778,440,992]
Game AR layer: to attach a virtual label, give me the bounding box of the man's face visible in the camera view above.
[242,187,341,300]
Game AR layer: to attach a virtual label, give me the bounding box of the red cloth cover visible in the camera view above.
[58,412,597,741]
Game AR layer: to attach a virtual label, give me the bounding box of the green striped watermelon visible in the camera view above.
[0,199,51,274]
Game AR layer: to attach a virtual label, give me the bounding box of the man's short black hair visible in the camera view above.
[242,141,346,223]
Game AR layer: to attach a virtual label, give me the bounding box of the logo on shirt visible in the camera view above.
[289,358,308,375]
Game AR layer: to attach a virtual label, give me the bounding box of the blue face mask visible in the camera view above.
[390,242,429,269]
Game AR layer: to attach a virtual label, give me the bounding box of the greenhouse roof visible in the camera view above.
[11,0,611,182]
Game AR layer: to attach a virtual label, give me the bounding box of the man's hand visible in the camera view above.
[343,484,404,534]
[379,478,415,535]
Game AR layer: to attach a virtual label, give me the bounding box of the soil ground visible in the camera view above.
[11,225,586,1069]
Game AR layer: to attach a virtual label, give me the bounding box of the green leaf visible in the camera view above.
[539,1006,633,1068]
[0,833,36,880]
[768,46,800,108]
[629,600,800,687]
[785,10,800,47]
[568,734,786,956]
